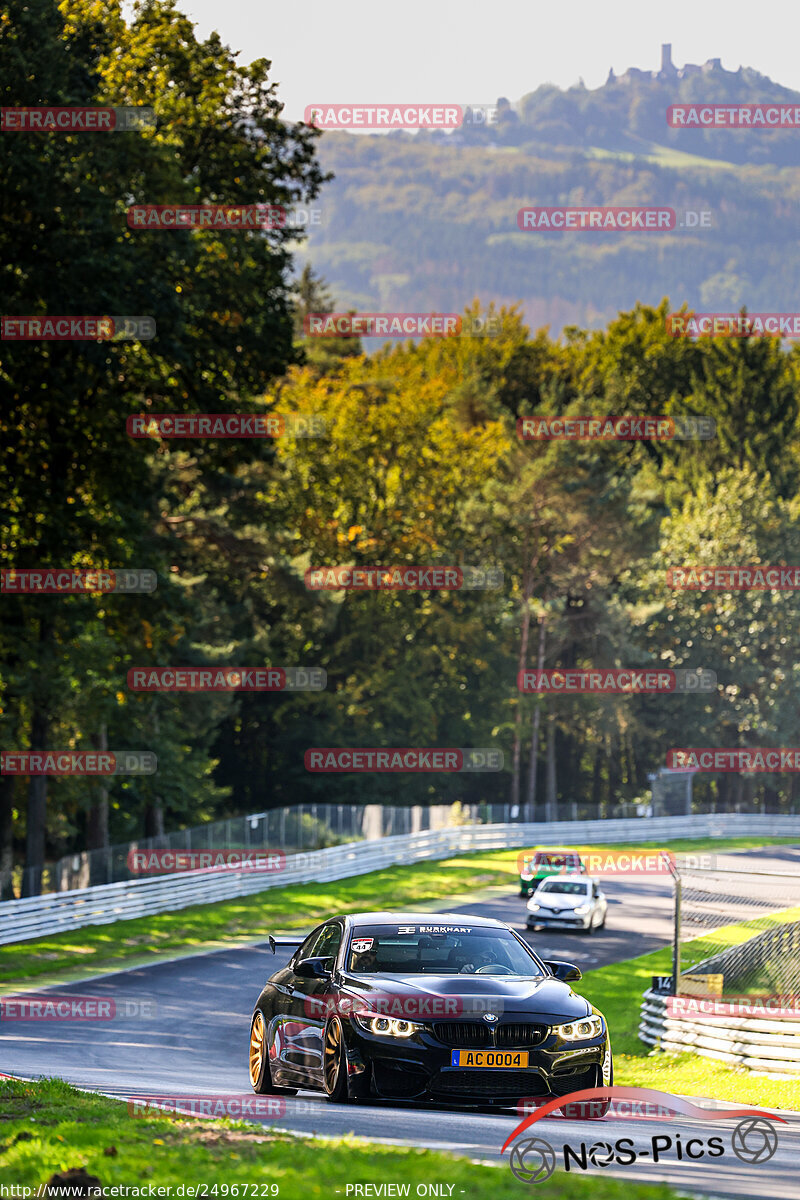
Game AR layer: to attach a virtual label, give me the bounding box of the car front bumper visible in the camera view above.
[527,911,591,929]
[345,1023,608,1105]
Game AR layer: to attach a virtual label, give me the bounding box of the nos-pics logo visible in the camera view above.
[503,1088,783,1184]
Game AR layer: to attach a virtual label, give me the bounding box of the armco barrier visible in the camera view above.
[639,988,800,1078]
[2,813,800,946]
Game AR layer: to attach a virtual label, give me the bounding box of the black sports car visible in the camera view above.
[248,911,612,1105]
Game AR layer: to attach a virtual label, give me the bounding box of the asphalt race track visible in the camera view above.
[2,848,799,1197]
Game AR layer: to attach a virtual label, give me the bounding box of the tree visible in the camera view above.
[0,0,326,889]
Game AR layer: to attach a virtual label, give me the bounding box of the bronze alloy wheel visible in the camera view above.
[324,1017,348,1102]
[249,1011,266,1089]
[248,1011,298,1096]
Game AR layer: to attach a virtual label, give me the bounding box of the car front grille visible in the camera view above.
[433,1021,487,1047]
[433,1069,544,1098]
[496,1022,548,1047]
[432,1021,549,1048]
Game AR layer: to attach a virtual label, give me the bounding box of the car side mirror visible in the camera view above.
[294,957,331,979]
[544,959,582,982]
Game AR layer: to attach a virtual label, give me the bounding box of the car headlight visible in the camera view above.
[573,903,591,915]
[352,1012,424,1037]
[527,902,540,911]
[555,1015,604,1041]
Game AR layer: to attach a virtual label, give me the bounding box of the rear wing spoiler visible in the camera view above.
[268,934,305,955]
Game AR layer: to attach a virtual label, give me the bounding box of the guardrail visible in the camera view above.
[639,988,800,1077]
[2,812,799,946]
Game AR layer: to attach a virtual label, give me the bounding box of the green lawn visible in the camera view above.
[586,141,738,171]
[0,1077,684,1199]
[577,938,800,1110]
[1,836,796,989]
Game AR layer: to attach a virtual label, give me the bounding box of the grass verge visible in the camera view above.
[0,1077,684,1198]
[576,940,800,1110]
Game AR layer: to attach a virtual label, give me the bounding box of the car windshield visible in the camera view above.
[346,924,546,976]
[538,881,590,895]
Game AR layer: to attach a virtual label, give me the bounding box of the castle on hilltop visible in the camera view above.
[607,44,735,85]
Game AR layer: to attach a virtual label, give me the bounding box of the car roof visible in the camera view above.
[343,911,504,928]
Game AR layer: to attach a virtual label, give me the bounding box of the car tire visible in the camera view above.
[249,1010,298,1096]
[323,1017,350,1103]
[584,913,595,936]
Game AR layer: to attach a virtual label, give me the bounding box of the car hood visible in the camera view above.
[338,972,591,1020]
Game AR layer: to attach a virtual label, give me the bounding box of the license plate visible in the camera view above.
[450,1050,529,1068]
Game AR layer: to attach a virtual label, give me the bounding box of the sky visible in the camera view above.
[164,0,800,121]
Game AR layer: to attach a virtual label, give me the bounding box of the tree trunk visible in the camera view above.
[511,570,534,813]
[545,714,557,822]
[733,772,744,812]
[0,773,15,900]
[590,748,603,819]
[607,734,620,816]
[716,771,728,814]
[87,724,110,884]
[22,705,49,897]
[144,804,165,838]
[143,705,165,839]
[524,615,547,821]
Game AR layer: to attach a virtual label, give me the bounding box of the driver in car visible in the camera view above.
[353,946,378,971]
[459,948,496,973]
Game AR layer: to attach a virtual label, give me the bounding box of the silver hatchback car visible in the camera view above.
[527,877,608,934]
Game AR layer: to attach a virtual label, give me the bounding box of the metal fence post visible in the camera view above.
[663,853,682,995]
